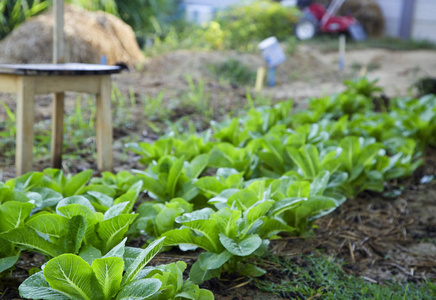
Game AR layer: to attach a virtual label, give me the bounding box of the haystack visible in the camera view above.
[313,0,384,36]
[0,4,145,66]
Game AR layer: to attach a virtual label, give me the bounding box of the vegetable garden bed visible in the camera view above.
[1,77,436,299]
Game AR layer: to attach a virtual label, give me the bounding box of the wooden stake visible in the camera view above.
[52,0,65,169]
[51,92,64,168]
[53,0,65,64]
[16,77,35,175]
[359,66,368,77]
[255,67,265,92]
[96,76,113,172]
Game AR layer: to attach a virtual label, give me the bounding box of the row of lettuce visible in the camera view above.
[1,78,435,299]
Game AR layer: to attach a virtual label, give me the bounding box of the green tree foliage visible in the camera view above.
[215,1,301,50]
[0,0,50,39]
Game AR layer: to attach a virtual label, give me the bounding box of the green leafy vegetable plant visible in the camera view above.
[134,154,209,203]
[1,196,138,258]
[19,237,214,300]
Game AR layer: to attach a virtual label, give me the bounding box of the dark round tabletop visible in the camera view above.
[0,63,122,76]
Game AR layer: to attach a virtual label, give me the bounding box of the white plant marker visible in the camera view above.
[339,34,346,72]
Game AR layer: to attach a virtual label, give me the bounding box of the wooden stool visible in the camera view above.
[0,63,121,176]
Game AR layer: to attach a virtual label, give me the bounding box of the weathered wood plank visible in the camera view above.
[16,77,35,175]
[34,76,101,94]
[0,74,18,93]
[51,92,64,169]
[53,0,65,64]
[96,76,113,172]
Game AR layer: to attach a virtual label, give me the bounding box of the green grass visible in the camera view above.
[0,86,140,165]
[255,254,436,300]
[209,58,257,87]
[0,80,225,167]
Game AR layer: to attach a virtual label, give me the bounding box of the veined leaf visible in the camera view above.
[87,191,114,208]
[162,228,217,253]
[149,263,181,298]
[241,200,274,235]
[116,278,161,300]
[136,173,166,200]
[340,136,360,172]
[44,254,95,300]
[56,196,96,214]
[310,170,330,196]
[185,154,209,179]
[198,250,232,271]
[155,207,183,235]
[19,272,70,300]
[64,170,93,197]
[270,197,306,216]
[102,237,127,259]
[246,180,269,202]
[103,202,130,220]
[239,263,266,277]
[259,218,296,239]
[208,189,239,208]
[83,184,116,199]
[26,214,68,239]
[113,181,143,214]
[79,246,102,265]
[123,246,142,270]
[194,177,225,197]
[177,180,199,201]
[61,215,87,254]
[262,134,285,165]
[208,144,235,168]
[175,208,215,223]
[91,257,124,300]
[303,195,338,221]
[97,214,137,254]
[175,216,220,253]
[215,208,241,239]
[287,145,320,179]
[327,172,348,189]
[1,227,62,258]
[30,187,63,209]
[227,189,259,211]
[167,157,185,199]
[189,261,221,285]
[57,204,99,227]
[286,181,310,198]
[12,172,43,192]
[0,253,20,274]
[0,201,34,232]
[224,172,244,189]
[219,234,262,257]
[121,237,165,286]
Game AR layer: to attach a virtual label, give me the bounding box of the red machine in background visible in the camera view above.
[295,0,367,41]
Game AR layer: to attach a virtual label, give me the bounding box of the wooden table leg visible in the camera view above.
[51,92,64,169]
[16,77,35,176]
[96,76,113,172]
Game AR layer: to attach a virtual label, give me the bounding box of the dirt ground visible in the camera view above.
[2,46,436,178]
[1,46,436,299]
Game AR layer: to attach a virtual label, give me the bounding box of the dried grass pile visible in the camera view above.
[340,0,384,36]
[313,0,385,36]
[0,4,145,66]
